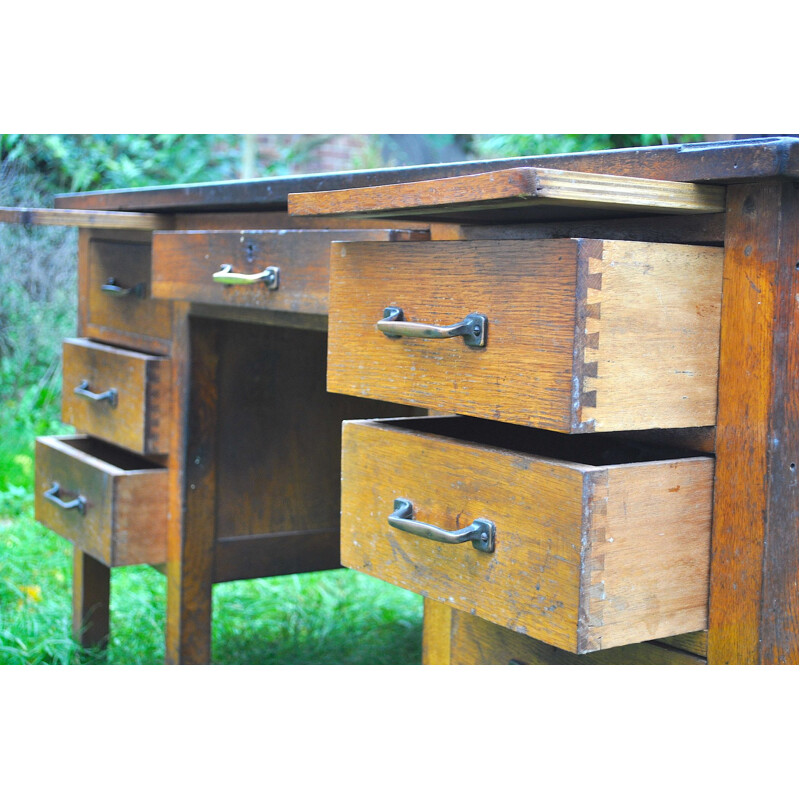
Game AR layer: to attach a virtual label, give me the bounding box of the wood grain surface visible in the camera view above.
[328,238,722,432]
[61,338,171,454]
[581,239,723,431]
[288,167,726,223]
[151,228,423,314]
[340,417,713,653]
[709,181,799,664]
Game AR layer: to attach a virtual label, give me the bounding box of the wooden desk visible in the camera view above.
[16,136,798,664]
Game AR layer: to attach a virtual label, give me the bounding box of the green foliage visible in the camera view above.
[0,134,242,194]
[471,133,704,158]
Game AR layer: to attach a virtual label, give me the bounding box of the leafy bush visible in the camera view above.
[0,134,242,195]
[470,133,703,158]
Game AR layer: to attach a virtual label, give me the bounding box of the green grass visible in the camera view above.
[0,498,423,665]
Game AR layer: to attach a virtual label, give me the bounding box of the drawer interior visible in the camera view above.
[374,415,707,467]
[62,436,165,472]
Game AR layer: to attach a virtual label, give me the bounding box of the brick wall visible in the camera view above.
[254,134,374,175]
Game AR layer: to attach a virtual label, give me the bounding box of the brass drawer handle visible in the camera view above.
[44,482,86,515]
[378,307,487,347]
[212,263,280,288]
[74,380,118,408]
[388,498,495,553]
[101,277,146,298]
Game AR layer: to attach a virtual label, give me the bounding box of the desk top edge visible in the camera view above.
[54,137,798,213]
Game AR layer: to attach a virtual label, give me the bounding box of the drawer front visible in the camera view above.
[340,416,713,654]
[328,238,723,432]
[61,338,171,455]
[34,435,167,567]
[150,229,420,315]
[83,230,172,355]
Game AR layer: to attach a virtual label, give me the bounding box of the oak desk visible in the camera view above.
[19,136,798,664]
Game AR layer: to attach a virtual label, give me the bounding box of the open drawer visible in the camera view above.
[327,238,723,432]
[340,416,713,654]
[34,435,167,567]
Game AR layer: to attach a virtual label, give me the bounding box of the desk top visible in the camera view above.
[54,137,798,214]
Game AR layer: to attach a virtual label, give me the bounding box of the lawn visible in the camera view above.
[1,486,423,665]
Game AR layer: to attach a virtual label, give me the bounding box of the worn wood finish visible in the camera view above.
[0,206,172,229]
[81,229,172,355]
[328,239,723,432]
[289,167,726,225]
[61,338,171,454]
[34,435,167,566]
[341,416,713,653]
[446,608,706,665]
[72,549,111,649]
[166,308,216,665]
[151,229,424,314]
[709,181,799,665]
[54,138,797,212]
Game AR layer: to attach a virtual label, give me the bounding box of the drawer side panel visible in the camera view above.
[581,459,713,651]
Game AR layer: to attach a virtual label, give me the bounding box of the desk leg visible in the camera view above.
[72,548,110,649]
[709,181,799,664]
[165,306,217,664]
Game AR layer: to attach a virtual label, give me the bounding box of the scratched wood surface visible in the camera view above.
[34,435,167,567]
[61,338,171,455]
[709,181,799,664]
[288,167,726,225]
[340,416,713,653]
[151,228,425,315]
[328,238,723,432]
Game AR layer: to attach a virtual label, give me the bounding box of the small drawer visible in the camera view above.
[83,230,172,355]
[34,435,167,567]
[328,238,723,432]
[150,229,424,316]
[61,338,171,455]
[341,416,713,654]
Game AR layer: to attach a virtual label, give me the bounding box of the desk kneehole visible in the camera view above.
[340,416,713,655]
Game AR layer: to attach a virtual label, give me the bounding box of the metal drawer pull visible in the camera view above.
[378,307,487,347]
[388,498,495,553]
[101,277,145,298]
[44,482,86,516]
[212,263,280,288]
[74,380,118,407]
